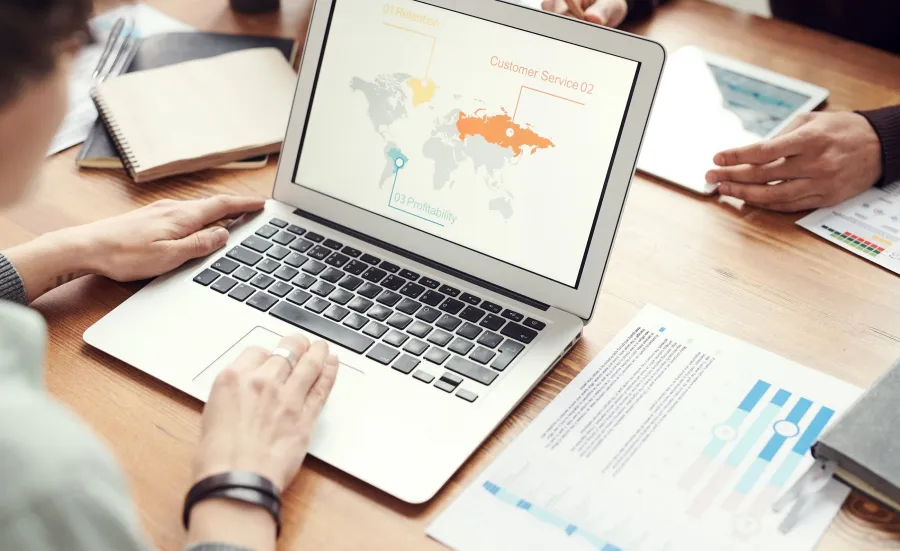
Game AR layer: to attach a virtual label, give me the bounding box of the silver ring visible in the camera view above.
[268,347,297,370]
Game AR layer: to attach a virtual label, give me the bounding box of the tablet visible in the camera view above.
[637,46,829,195]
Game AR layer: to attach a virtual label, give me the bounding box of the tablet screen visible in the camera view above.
[709,64,811,137]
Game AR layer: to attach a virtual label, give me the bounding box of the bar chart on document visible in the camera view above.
[429,306,860,551]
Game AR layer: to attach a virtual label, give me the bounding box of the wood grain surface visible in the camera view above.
[2,0,899,549]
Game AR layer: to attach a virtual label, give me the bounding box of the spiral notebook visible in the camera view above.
[91,47,297,183]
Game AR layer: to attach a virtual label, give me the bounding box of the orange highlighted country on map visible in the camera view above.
[456,109,554,156]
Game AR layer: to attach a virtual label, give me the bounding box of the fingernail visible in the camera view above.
[713,153,724,165]
[212,227,229,244]
[705,171,718,184]
[326,354,339,367]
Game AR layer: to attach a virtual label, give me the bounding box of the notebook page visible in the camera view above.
[93,48,296,172]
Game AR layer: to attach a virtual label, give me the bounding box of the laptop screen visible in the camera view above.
[293,0,640,288]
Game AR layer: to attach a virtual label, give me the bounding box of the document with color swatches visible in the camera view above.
[428,305,861,551]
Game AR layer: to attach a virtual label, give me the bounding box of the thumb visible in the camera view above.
[170,226,230,261]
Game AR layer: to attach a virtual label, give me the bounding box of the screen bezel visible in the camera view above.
[273,0,666,320]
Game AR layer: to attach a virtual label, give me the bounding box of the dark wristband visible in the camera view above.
[184,471,282,537]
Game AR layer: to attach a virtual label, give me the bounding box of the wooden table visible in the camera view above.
[2,0,900,549]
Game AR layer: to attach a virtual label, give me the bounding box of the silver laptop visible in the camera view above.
[84,0,664,504]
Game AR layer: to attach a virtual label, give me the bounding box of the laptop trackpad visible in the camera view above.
[191,326,363,400]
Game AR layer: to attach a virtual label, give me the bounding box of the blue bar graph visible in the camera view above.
[759,398,812,461]
[738,380,772,412]
[725,388,791,467]
[769,406,835,487]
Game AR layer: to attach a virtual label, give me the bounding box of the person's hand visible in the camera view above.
[542,0,628,27]
[706,112,884,212]
[188,334,338,551]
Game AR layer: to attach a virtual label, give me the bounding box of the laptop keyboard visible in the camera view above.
[193,218,547,403]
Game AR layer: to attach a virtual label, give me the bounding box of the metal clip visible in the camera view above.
[772,458,838,534]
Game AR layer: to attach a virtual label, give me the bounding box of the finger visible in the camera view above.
[256,334,310,383]
[751,194,826,213]
[713,132,809,167]
[585,0,626,26]
[705,157,807,185]
[564,0,585,18]
[543,0,569,14]
[285,340,329,400]
[166,226,230,263]
[718,179,817,205]
[228,346,270,375]
[297,354,339,428]
[179,195,266,230]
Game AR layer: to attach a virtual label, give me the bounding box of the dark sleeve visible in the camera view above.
[624,0,670,23]
[858,105,900,187]
[0,253,27,305]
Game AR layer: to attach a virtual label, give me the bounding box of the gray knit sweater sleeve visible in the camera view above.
[0,253,27,305]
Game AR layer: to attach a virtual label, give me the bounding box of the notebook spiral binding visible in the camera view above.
[90,89,142,179]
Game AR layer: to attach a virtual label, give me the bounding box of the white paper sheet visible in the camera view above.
[48,4,192,156]
[429,305,861,551]
[796,181,900,276]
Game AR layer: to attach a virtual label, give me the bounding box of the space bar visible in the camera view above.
[269,302,374,354]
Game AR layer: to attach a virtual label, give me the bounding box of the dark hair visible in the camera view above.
[0,0,93,107]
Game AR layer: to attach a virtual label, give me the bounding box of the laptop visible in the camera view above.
[84,0,665,504]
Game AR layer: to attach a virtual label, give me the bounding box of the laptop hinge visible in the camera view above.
[293,209,550,311]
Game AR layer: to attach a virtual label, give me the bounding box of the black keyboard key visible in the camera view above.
[424,347,450,365]
[305,232,324,242]
[283,253,307,268]
[256,258,280,274]
[344,259,367,275]
[362,267,387,283]
[302,260,326,275]
[227,246,262,266]
[211,276,237,294]
[256,225,278,239]
[420,290,444,307]
[439,298,465,315]
[360,253,381,265]
[380,261,400,273]
[399,282,425,299]
[438,284,460,297]
[233,266,257,282]
[363,322,388,339]
[267,246,290,260]
[268,281,293,298]
[368,304,392,321]
[311,280,335,297]
[305,297,330,314]
[459,292,481,305]
[343,313,369,330]
[247,292,278,312]
[481,301,502,314]
[396,298,421,315]
[470,347,496,365]
[427,329,453,347]
[392,355,419,374]
[193,269,219,286]
[502,309,524,322]
[441,372,463,387]
[480,314,505,331]
[251,274,275,289]
[338,275,363,291]
[446,355,498,386]
[289,238,313,253]
[366,343,399,365]
[272,231,295,246]
[242,235,272,253]
[500,322,538,344]
[523,317,546,331]
[459,305,486,323]
[376,290,402,307]
[413,370,435,383]
[456,389,478,403]
[403,339,428,356]
[212,257,240,274]
[434,379,455,393]
[273,266,298,281]
[436,314,462,332]
[341,246,362,258]
[286,224,305,235]
[325,253,350,268]
[287,289,311,306]
[320,267,345,284]
[457,323,482,340]
[292,273,316,289]
[323,238,343,250]
[329,288,354,305]
[357,283,382,299]
[387,313,413,330]
[415,306,441,323]
[381,274,406,291]
[383,330,409,347]
[348,296,373,313]
[407,321,433,338]
[491,339,525,371]
[449,338,474,356]
[270,218,288,228]
[477,331,503,349]
[419,277,440,289]
[228,284,255,301]
[325,305,349,322]
[399,269,420,280]
[270,301,375,354]
[308,245,331,261]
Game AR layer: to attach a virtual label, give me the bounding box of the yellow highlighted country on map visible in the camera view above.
[406,78,438,107]
[456,109,554,156]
